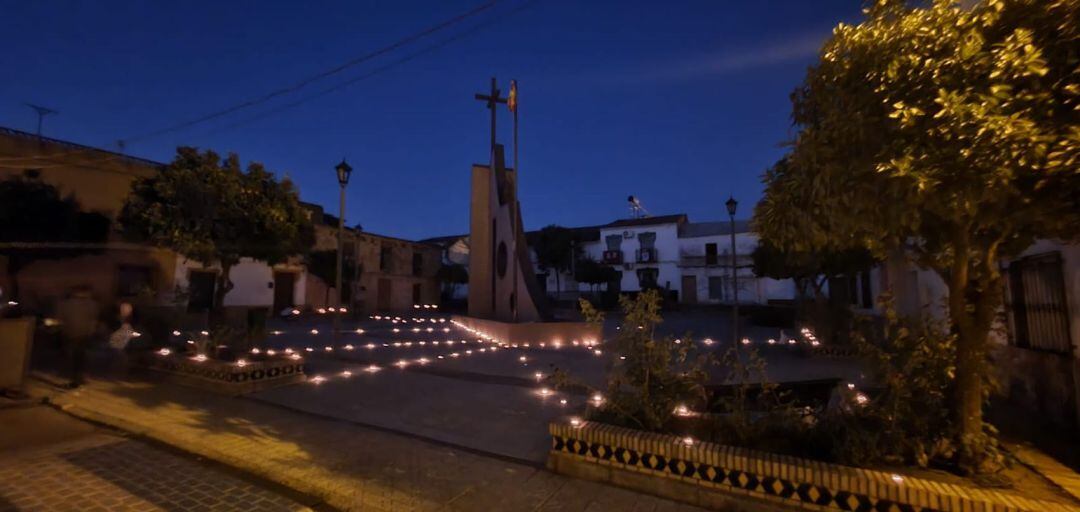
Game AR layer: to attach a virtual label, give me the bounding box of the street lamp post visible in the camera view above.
[725,196,739,346]
[334,159,353,344]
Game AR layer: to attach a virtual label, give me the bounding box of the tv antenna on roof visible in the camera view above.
[628,195,650,219]
[24,103,58,137]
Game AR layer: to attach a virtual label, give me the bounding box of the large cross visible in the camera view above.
[474,77,507,165]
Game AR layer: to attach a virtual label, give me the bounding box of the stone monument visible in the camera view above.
[454,78,599,345]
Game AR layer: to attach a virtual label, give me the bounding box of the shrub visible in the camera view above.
[811,296,1004,473]
[565,290,709,432]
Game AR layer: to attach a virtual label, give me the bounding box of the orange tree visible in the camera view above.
[120,147,313,328]
[755,0,1079,472]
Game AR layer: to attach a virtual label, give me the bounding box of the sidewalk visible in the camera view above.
[30,375,711,512]
[0,405,311,511]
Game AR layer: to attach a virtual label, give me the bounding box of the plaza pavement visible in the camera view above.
[0,405,311,512]
[249,311,864,462]
[31,377,713,512]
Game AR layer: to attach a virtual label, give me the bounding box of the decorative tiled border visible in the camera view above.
[548,422,1079,512]
[143,356,305,394]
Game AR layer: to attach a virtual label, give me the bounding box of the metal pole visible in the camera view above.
[729,213,739,345]
[334,183,345,343]
[511,81,519,322]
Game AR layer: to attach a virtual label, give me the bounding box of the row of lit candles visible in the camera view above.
[371,315,449,323]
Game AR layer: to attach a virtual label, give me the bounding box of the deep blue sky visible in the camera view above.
[0,1,862,240]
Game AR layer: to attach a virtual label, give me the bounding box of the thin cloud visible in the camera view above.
[639,32,827,84]
[558,31,828,88]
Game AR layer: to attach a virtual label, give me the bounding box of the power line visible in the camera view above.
[202,0,539,136]
[118,1,498,146]
[0,1,500,164]
[0,0,537,167]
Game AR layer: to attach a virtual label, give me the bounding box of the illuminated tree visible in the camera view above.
[756,0,1079,471]
[120,147,314,326]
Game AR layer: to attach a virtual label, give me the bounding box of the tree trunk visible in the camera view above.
[942,236,1003,473]
[210,264,233,330]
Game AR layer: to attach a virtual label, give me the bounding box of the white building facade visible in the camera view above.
[429,213,799,306]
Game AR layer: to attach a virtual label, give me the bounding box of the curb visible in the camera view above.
[49,399,352,511]
[1008,443,1080,506]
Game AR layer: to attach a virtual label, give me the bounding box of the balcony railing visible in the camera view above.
[602,250,623,264]
[635,248,658,263]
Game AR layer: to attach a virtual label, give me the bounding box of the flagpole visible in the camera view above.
[511,79,520,322]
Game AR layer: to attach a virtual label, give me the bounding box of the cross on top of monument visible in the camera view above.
[474,77,509,165]
[474,77,507,111]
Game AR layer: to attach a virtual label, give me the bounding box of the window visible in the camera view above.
[412,252,424,276]
[705,243,718,266]
[605,235,623,251]
[343,241,356,261]
[636,268,659,289]
[708,276,725,300]
[412,283,422,304]
[860,271,873,309]
[380,246,392,272]
[117,265,152,298]
[830,271,874,309]
[1007,252,1071,353]
[638,232,656,249]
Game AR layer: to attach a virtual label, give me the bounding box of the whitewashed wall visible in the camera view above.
[598,222,683,293]
[172,257,306,308]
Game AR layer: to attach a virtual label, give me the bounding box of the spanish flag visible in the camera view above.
[507,80,518,113]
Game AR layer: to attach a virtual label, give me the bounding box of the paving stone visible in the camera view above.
[0,432,309,511]
[35,377,711,512]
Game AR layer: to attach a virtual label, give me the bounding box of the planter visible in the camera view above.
[547,421,1075,512]
[0,317,35,392]
[142,352,305,396]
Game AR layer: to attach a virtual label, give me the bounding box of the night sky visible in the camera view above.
[0,1,861,240]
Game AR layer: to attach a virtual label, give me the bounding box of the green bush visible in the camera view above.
[810,296,1004,473]
[564,290,709,432]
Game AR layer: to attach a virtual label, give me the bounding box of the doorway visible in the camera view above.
[187,270,216,312]
[681,275,697,304]
[273,272,295,312]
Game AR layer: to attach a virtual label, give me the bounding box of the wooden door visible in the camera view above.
[681,275,697,304]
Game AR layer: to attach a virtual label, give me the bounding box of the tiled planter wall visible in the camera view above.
[143,355,305,395]
[548,421,1077,512]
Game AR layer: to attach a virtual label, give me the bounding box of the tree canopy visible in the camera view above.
[0,176,110,245]
[0,176,110,299]
[120,147,314,318]
[758,0,1079,259]
[755,0,1079,472]
[532,225,577,294]
[751,237,875,297]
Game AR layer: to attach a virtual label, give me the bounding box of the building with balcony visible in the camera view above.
[425,213,797,306]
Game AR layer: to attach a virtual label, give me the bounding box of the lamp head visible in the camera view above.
[335,159,353,186]
[725,196,737,216]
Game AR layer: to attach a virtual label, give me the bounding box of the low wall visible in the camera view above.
[143,354,305,396]
[451,315,601,345]
[548,421,1075,512]
[992,344,1079,430]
